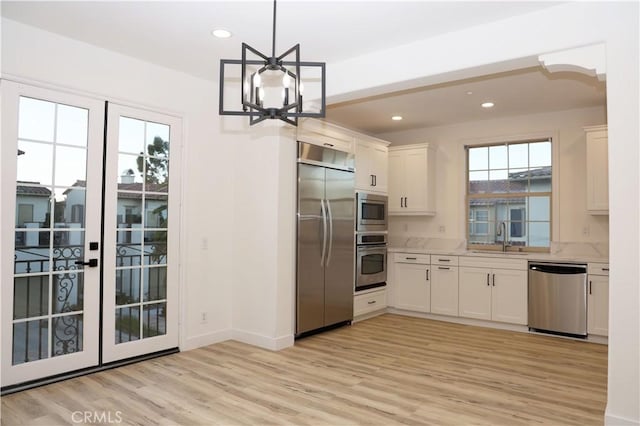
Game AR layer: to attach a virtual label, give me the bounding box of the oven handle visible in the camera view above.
[320,199,327,267]
[357,245,387,255]
[326,199,334,266]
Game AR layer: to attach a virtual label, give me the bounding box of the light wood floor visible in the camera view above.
[1,314,608,425]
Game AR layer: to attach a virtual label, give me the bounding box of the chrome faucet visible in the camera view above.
[497,221,509,252]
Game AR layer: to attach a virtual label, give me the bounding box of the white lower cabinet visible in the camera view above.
[459,257,527,325]
[588,263,609,336]
[354,288,387,318]
[430,256,459,317]
[394,261,431,313]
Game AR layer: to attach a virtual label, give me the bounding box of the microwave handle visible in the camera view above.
[320,199,327,267]
[325,199,334,266]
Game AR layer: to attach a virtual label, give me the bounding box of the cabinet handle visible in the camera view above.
[487,273,490,286]
[404,197,408,208]
[492,274,496,286]
[589,280,592,295]
[438,259,450,262]
[400,197,404,208]
[405,257,417,260]
[373,175,377,186]
[602,268,609,272]
[371,175,375,186]
[438,266,450,270]
[323,143,334,147]
[367,300,377,305]
[426,269,430,281]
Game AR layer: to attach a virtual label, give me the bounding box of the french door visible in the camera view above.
[1,81,181,388]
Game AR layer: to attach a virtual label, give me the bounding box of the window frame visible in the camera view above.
[465,138,552,253]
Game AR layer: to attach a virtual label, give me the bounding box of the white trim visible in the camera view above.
[231,329,294,351]
[387,308,529,333]
[181,330,233,352]
[605,412,640,426]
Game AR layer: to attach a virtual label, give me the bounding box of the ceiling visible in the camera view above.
[2,1,606,135]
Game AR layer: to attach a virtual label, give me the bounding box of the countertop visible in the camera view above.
[388,237,609,264]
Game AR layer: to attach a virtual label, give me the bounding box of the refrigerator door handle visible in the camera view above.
[320,199,327,267]
[325,199,334,266]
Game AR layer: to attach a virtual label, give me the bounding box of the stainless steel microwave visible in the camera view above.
[356,193,388,232]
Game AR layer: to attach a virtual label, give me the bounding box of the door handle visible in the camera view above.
[487,273,490,286]
[373,175,377,186]
[320,199,327,267]
[589,280,592,295]
[75,259,98,267]
[404,197,408,208]
[426,269,430,281]
[325,199,334,266]
[400,197,404,208]
[371,175,375,186]
[492,273,495,286]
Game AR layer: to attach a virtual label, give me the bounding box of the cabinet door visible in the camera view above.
[586,129,608,214]
[394,263,430,312]
[388,151,405,212]
[403,148,428,213]
[491,269,527,325]
[355,140,374,191]
[588,275,609,336]
[371,144,388,193]
[431,266,459,316]
[459,267,491,320]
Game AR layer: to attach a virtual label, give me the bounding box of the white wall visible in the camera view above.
[327,2,638,424]
[1,18,236,350]
[380,106,609,245]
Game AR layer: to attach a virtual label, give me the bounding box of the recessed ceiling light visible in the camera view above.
[391,115,403,121]
[212,29,232,39]
[481,102,495,108]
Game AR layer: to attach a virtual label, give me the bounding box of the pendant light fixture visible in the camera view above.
[218,0,326,126]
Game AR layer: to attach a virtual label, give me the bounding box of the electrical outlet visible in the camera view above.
[200,312,208,324]
[439,225,446,233]
[582,226,590,236]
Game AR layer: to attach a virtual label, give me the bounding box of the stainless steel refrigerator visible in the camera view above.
[296,141,355,336]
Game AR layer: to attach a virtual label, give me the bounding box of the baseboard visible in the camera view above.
[232,329,294,351]
[605,410,640,426]
[181,329,233,351]
[386,308,528,333]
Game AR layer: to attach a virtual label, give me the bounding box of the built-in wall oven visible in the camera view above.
[355,233,387,292]
[356,193,388,232]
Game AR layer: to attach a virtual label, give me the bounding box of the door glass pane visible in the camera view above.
[55,146,87,188]
[115,306,140,343]
[52,314,83,357]
[52,272,84,314]
[52,232,84,271]
[144,267,167,301]
[18,97,55,142]
[118,117,145,154]
[13,276,49,320]
[115,269,141,305]
[145,196,168,228]
[13,319,49,365]
[116,230,142,267]
[56,104,89,147]
[144,232,167,265]
[15,232,51,273]
[362,254,384,275]
[17,141,53,185]
[143,303,166,338]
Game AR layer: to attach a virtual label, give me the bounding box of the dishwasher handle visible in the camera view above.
[529,263,587,274]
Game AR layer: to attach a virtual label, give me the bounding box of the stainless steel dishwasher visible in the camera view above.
[528,262,588,337]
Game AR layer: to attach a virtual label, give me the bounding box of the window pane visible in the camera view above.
[19,97,55,142]
[52,272,84,314]
[143,303,166,338]
[530,141,551,167]
[13,276,49,319]
[15,185,52,227]
[143,267,167,301]
[116,230,142,267]
[469,170,488,194]
[51,314,83,357]
[115,306,140,344]
[528,196,550,221]
[489,145,507,169]
[145,196,168,228]
[509,143,528,168]
[468,147,488,171]
[529,222,550,247]
[55,145,87,188]
[144,231,167,265]
[118,154,144,186]
[13,319,48,365]
[488,170,508,193]
[530,169,552,192]
[144,158,169,192]
[508,169,529,192]
[145,123,170,155]
[115,269,141,304]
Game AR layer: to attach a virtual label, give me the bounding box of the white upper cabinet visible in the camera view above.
[388,143,436,215]
[585,125,608,214]
[355,136,389,194]
[297,118,355,154]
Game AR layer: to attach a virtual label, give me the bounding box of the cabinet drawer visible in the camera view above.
[588,263,609,276]
[432,255,458,266]
[354,290,387,316]
[394,253,430,264]
[459,256,526,270]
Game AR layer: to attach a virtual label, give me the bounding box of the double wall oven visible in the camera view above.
[355,193,388,292]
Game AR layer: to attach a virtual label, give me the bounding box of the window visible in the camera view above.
[466,139,551,250]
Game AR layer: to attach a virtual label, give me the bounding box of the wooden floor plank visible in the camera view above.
[1,315,607,425]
